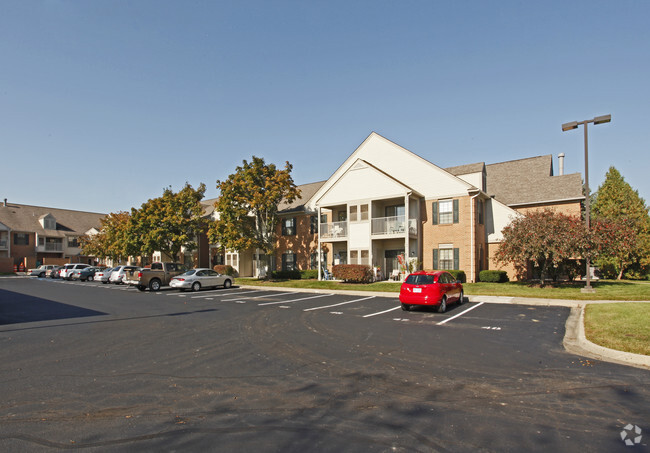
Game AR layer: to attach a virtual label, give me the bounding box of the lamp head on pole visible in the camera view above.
[561,121,579,132]
[593,114,612,125]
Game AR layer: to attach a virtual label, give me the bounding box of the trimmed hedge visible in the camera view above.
[332,264,373,283]
[447,270,467,283]
[479,270,509,283]
[214,265,236,276]
[271,270,302,280]
[300,270,318,279]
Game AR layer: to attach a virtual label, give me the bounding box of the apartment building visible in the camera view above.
[0,199,105,272]
[223,132,583,282]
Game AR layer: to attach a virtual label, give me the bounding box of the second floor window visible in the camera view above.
[282,218,296,236]
[310,215,318,234]
[432,199,459,225]
[68,237,79,248]
[14,233,29,245]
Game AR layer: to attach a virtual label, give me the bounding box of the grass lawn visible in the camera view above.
[237,278,650,301]
[584,303,650,356]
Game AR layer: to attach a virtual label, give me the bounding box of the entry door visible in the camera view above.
[384,249,404,278]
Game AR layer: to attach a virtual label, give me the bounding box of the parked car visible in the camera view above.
[49,266,63,279]
[169,268,234,292]
[399,270,464,312]
[59,263,91,281]
[28,264,58,278]
[109,265,139,284]
[94,267,115,284]
[71,266,106,282]
[125,262,188,291]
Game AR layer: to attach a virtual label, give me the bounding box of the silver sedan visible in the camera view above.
[169,268,233,292]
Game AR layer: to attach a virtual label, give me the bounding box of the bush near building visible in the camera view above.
[479,270,509,283]
[332,264,373,283]
[214,265,236,276]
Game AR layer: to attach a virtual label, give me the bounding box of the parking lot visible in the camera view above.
[1,276,648,452]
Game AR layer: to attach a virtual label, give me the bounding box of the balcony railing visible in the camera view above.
[371,216,418,236]
[372,216,405,235]
[37,242,64,252]
[320,221,348,239]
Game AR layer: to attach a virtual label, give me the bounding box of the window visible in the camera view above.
[14,233,29,246]
[68,236,79,248]
[349,205,357,222]
[282,251,296,271]
[478,199,484,225]
[360,204,368,221]
[432,199,459,225]
[310,215,318,234]
[433,247,459,270]
[282,217,296,236]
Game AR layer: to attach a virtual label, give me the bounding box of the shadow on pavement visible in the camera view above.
[0,288,107,325]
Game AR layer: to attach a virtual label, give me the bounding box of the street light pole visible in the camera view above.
[561,114,611,293]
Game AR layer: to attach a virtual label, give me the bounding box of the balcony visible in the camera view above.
[371,216,418,236]
[37,241,64,252]
[320,221,348,239]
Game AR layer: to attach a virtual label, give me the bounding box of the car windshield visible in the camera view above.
[405,274,435,285]
[178,270,197,277]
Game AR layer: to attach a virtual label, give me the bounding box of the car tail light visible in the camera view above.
[138,272,142,278]
[175,278,184,282]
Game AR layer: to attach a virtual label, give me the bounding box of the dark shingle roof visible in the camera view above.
[485,155,584,206]
[445,162,485,176]
[0,202,105,236]
[278,181,326,213]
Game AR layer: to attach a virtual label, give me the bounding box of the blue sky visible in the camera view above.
[1,1,648,214]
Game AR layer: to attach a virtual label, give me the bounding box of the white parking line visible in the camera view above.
[222,291,295,302]
[168,289,264,297]
[437,302,485,325]
[363,305,402,318]
[303,296,376,312]
[258,294,334,306]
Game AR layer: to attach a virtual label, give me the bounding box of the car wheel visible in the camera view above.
[39,272,45,278]
[136,285,146,292]
[437,296,447,313]
[149,279,162,291]
[191,282,201,292]
[457,291,464,305]
[102,281,108,284]
[88,276,94,282]
[223,279,232,289]
[401,303,411,311]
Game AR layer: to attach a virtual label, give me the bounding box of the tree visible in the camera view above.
[130,183,207,262]
[208,156,300,276]
[495,209,588,282]
[592,167,650,278]
[591,218,638,280]
[80,211,133,263]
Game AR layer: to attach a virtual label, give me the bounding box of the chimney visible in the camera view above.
[3,198,6,207]
[558,153,565,176]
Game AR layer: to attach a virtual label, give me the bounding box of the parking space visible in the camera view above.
[31,276,523,328]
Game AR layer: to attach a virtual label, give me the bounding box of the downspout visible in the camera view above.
[317,206,322,281]
[470,191,479,283]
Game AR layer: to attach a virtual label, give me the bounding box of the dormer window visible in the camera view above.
[39,214,57,230]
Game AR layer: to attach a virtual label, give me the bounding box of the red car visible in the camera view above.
[399,270,464,312]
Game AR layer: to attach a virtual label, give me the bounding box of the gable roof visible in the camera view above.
[485,155,584,206]
[0,202,106,237]
[310,132,478,207]
[445,162,486,176]
[278,180,326,214]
